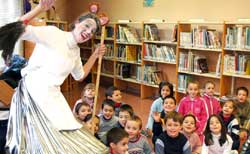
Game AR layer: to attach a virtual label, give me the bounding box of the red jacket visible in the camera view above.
[202,94,221,116]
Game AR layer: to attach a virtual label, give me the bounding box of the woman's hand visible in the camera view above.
[38,0,55,12]
[94,44,106,58]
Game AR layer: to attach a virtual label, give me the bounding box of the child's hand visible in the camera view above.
[39,0,55,12]
[94,44,106,58]
[153,112,161,122]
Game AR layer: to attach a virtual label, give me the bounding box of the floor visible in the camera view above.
[63,82,154,131]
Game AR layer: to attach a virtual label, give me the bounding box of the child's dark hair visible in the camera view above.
[128,115,143,130]
[119,104,134,117]
[101,99,115,110]
[163,95,177,105]
[70,13,101,33]
[183,114,197,126]
[236,86,249,96]
[221,98,237,113]
[203,114,227,146]
[74,101,90,114]
[164,111,183,124]
[105,86,120,98]
[83,114,100,123]
[107,127,128,146]
[158,81,174,98]
[0,21,26,64]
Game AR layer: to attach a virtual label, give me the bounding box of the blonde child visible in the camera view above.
[125,115,153,154]
[74,101,91,124]
[152,96,176,144]
[202,81,221,115]
[218,97,240,151]
[239,128,249,152]
[202,114,233,154]
[98,99,118,144]
[146,81,174,137]
[182,114,202,154]
[235,87,250,129]
[155,112,191,154]
[107,127,129,154]
[106,86,124,116]
[178,81,208,140]
[116,104,134,129]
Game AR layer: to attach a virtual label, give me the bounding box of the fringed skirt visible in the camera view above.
[5,79,108,154]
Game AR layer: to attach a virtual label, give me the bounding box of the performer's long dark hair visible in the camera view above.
[0,21,25,64]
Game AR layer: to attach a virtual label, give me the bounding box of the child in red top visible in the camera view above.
[106,86,124,117]
[202,81,221,116]
[178,81,208,140]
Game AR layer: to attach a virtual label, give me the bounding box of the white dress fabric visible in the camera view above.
[20,25,84,130]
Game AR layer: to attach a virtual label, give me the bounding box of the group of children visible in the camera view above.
[72,80,250,154]
[73,83,153,154]
[146,80,250,154]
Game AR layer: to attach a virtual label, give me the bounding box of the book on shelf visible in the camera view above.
[171,24,178,42]
[117,25,140,43]
[215,53,221,76]
[224,53,250,75]
[197,58,209,73]
[116,63,131,78]
[143,65,163,85]
[178,74,193,92]
[117,45,141,62]
[144,24,160,41]
[104,44,114,58]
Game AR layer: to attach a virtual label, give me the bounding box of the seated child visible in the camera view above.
[84,114,100,139]
[239,128,249,152]
[202,81,221,115]
[152,96,176,145]
[73,83,95,110]
[146,81,174,137]
[155,111,191,154]
[218,97,240,151]
[73,101,91,124]
[181,114,202,154]
[202,114,233,154]
[125,115,153,154]
[107,127,129,154]
[98,99,118,144]
[106,86,124,116]
[235,87,250,130]
[241,135,250,154]
[116,104,134,129]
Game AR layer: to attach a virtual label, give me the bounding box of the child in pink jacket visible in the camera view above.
[202,81,221,116]
[178,81,208,141]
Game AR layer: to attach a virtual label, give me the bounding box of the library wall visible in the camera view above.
[58,0,250,24]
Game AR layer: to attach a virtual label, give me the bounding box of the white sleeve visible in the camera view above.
[71,56,84,80]
[201,143,208,154]
[223,135,233,154]
[20,25,59,45]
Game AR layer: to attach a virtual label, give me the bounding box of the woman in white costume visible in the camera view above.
[0,0,108,153]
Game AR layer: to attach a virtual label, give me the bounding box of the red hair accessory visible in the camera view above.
[23,19,29,25]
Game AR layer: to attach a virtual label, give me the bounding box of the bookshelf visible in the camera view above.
[177,21,224,101]
[222,21,250,95]
[141,21,178,99]
[89,20,250,101]
[23,19,72,92]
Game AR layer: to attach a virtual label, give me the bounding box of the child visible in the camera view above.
[235,87,250,130]
[181,114,202,154]
[178,81,208,140]
[116,104,134,129]
[152,96,176,144]
[98,99,118,144]
[202,114,233,154]
[218,97,240,151]
[73,83,95,111]
[146,81,174,136]
[155,112,191,154]
[106,86,124,116]
[202,81,221,115]
[84,114,100,139]
[125,115,153,154]
[241,135,250,154]
[239,128,249,152]
[107,127,129,154]
[74,101,91,124]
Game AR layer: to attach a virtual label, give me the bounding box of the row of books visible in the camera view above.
[225,25,250,49]
[103,44,114,58]
[179,52,209,73]
[117,45,141,62]
[116,25,140,43]
[178,74,193,92]
[224,54,250,75]
[143,24,160,41]
[142,65,162,85]
[143,44,176,62]
[115,63,141,81]
[180,26,221,49]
